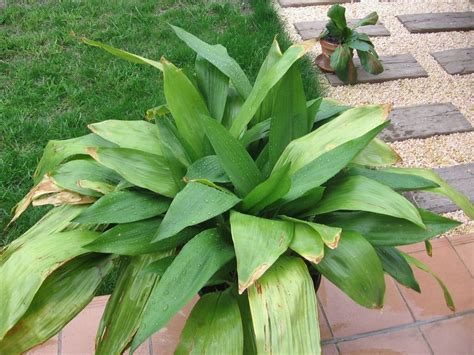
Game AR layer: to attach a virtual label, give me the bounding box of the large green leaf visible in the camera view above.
[282,216,342,249]
[239,118,271,148]
[278,186,325,216]
[0,230,101,338]
[50,158,120,197]
[306,97,322,131]
[230,211,294,293]
[358,50,384,75]
[201,114,262,196]
[162,59,210,160]
[154,181,240,242]
[282,123,387,203]
[376,247,420,292]
[33,134,116,184]
[171,25,252,99]
[346,166,440,191]
[274,104,391,174]
[237,293,257,355]
[241,164,291,214]
[352,138,399,166]
[86,219,197,256]
[327,4,347,30]
[0,254,113,354]
[384,167,474,219]
[195,51,229,122]
[315,231,385,308]
[132,229,235,351]
[176,289,243,355]
[87,147,178,197]
[321,209,460,246]
[222,87,245,129]
[74,190,169,224]
[81,37,163,70]
[185,155,230,183]
[314,98,350,124]
[355,12,379,27]
[229,40,315,138]
[402,252,455,311]
[248,257,321,354]
[309,175,425,228]
[268,64,308,168]
[96,253,169,355]
[289,223,325,264]
[331,45,357,84]
[88,120,163,156]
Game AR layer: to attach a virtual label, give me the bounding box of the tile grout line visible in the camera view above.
[57,330,62,355]
[416,325,435,355]
[316,294,335,339]
[321,309,474,345]
[447,237,474,278]
[148,336,153,355]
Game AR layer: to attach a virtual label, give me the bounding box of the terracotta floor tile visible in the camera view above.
[449,234,474,277]
[318,303,333,341]
[420,313,474,354]
[322,343,339,355]
[27,334,59,355]
[317,277,414,338]
[61,295,108,354]
[151,296,198,355]
[337,327,431,355]
[398,241,474,320]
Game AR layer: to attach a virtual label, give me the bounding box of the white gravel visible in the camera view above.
[275,0,473,230]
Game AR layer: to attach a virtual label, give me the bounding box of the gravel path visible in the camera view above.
[275,0,473,234]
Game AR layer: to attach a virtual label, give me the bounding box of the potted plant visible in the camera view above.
[1,26,472,355]
[317,4,384,84]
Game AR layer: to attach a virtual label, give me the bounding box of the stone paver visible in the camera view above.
[431,47,474,75]
[380,103,473,142]
[325,54,428,86]
[295,19,390,40]
[397,12,474,33]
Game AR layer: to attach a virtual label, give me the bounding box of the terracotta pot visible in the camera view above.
[316,39,339,73]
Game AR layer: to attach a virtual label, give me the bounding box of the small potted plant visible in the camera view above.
[317,4,384,84]
[1,26,471,355]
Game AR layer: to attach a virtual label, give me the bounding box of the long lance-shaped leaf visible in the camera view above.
[132,229,235,351]
[195,49,229,122]
[96,253,169,355]
[175,289,243,355]
[306,97,322,131]
[309,175,425,228]
[402,252,455,311]
[33,134,116,184]
[314,98,350,124]
[241,163,291,214]
[230,211,294,294]
[290,223,325,264]
[240,117,271,148]
[383,167,474,219]
[282,123,387,204]
[162,59,210,160]
[153,181,240,242]
[87,147,178,197]
[376,247,420,292]
[268,63,308,168]
[229,40,315,138]
[201,114,262,196]
[274,104,391,174]
[248,256,321,354]
[315,231,386,308]
[74,190,169,224]
[282,216,342,249]
[86,219,197,256]
[278,186,325,216]
[186,155,230,183]
[254,38,283,124]
[320,209,460,246]
[0,254,113,354]
[2,205,85,266]
[81,37,163,70]
[222,87,245,129]
[0,229,101,339]
[345,166,439,191]
[352,138,400,167]
[171,25,252,99]
[237,293,258,355]
[88,120,163,156]
[50,158,121,197]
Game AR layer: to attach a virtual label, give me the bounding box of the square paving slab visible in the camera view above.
[431,47,474,75]
[397,11,474,33]
[380,103,473,142]
[279,0,357,7]
[295,20,390,40]
[325,53,428,86]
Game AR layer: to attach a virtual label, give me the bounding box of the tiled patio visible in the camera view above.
[30,234,474,355]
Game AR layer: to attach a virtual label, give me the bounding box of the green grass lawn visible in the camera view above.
[0,0,323,293]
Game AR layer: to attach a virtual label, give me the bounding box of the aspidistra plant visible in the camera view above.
[1,26,472,355]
